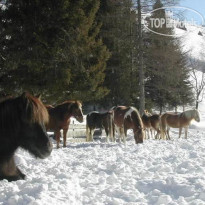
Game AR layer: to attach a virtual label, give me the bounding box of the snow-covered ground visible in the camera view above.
[0,105,205,205]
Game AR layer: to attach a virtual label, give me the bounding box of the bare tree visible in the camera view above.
[189,58,205,109]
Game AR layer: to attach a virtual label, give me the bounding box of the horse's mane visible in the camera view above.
[25,93,49,124]
[55,100,82,108]
[182,109,199,119]
[129,107,144,128]
[0,93,48,132]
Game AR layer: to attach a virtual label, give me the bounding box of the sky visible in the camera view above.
[179,0,205,25]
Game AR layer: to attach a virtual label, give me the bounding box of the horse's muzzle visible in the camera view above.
[39,141,53,159]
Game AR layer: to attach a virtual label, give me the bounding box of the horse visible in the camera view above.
[46,100,83,148]
[160,109,200,140]
[0,92,52,181]
[86,111,114,142]
[141,110,161,139]
[112,106,144,144]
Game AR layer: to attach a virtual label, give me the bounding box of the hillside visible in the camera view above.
[175,25,205,63]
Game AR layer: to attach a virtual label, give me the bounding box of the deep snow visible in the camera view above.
[0,111,205,205]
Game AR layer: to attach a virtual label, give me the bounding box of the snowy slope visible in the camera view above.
[174,25,205,61]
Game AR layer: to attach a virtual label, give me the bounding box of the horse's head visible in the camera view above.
[134,127,145,143]
[144,109,152,116]
[194,109,200,122]
[129,107,144,143]
[70,101,84,123]
[19,93,52,159]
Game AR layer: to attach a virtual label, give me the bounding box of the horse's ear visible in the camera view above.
[21,92,27,99]
[20,92,29,107]
[36,94,41,100]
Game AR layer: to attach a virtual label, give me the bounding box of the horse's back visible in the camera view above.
[142,114,151,128]
[113,106,130,127]
[87,111,112,129]
[161,112,181,128]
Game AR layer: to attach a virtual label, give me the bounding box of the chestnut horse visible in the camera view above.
[86,111,114,142]
[161,109,200,140]
[46,101,83,148]
[112,106,144,144]
[142,110,161,139]
[0,92,52,181]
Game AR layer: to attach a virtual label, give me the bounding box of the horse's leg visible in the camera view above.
[166,126,171,140]
[143,129,146,140]
[123,127,127,144]
[16,167,26,179]
[86,125,90,141]
[119,127,124,143]
[55,130,61,148]
[63,128,68,147]
[154,127,161,140]
[178,127,182,138]
[87,128,94,142]
[145,129,149,139]
[112,124,116,142]
[151,128,154,139]
[160,118,166,140]
[0,157,25,181]
[185,126,188,139]
[108,115,114,142]
[105,126,109,142]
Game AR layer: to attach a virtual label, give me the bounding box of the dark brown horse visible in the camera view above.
[112,106,144,144]
[46,100,83,148]
[0,92,52,181]
[161,109,200,140]
[141,110,161,139]
[86,111,114,142]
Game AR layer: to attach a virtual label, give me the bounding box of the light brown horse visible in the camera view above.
[141,110,161,139]
[46,100,83,148]
[161,109,200,140]
[112,106,144,144]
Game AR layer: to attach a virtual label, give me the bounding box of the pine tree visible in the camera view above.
[144,0,193,112]
[0,0,110,102]
[97,0,139,106]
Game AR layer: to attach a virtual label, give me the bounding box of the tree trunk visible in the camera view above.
[196,101,199,109]
[137,0,145,115]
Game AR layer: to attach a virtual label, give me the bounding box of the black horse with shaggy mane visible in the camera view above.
[0,92,52,181]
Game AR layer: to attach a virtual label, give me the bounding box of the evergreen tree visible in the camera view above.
[97,0,139,106]
[0,0,110,102]
[144,0,193,112]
